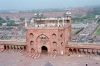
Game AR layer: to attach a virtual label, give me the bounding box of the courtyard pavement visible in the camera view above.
[0,52,100,66]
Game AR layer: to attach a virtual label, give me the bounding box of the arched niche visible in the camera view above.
[53,41,57,46]
[52,33,56,39]
[30,41,34,46]
[30,33,34,38]
[52,41,57,49]
[53,49,57,55]
[31,48,35,53]
[61,42,63,46]
[60,34,63,38]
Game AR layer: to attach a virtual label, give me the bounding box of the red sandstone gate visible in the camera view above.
[36,34,51,54]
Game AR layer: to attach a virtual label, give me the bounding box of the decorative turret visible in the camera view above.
[34,13,37,24]
[66,11,71,19]
[34,13,42,24]
[34,13,37,17]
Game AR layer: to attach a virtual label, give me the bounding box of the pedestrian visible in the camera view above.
[86,63,88,66]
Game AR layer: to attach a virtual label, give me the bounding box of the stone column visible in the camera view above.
[6,45,9,50]
[57,19,59,27]
[75,48,78,54]
[62,18,64,26]
[92,49,94,55]
[97,50,100,55]
[95,50,98,55]
[66,48,69,55]
[80,49,84,54]
[88,49,92,55]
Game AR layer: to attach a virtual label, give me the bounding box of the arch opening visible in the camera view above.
[4,45,6,50]
[52,33,56,39]
[41,46,48,54]
[30,33,34,38]
[31,48,35,53]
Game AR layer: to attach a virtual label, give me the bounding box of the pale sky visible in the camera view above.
[0,0,100,10]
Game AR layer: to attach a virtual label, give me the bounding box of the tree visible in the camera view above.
[7,20,17,26]
[86,6,100,18]
[0,17,6,26]
[63,13,66,17]
[6,16,10,21]
[98,19,100,23]
[41,14,46,18]
[20,18,25,22]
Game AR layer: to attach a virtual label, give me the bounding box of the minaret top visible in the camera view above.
[66,11,71,18]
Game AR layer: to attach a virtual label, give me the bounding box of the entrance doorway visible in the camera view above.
[41,46,48,54]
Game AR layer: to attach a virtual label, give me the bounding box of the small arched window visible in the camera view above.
[31,48,35,53]
[52,42,57,49]
[30,33,34,38]
[52,33,56,39]
[30,41,34,46]
[61,42,63,46]
[53,41,57,46]
[53,49,57,51]
[60,34,63,38]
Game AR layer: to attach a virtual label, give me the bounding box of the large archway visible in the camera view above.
[36,34,50,54]
[41,46,48,54]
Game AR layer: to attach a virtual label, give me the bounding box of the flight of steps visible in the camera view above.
[21,51,41,59]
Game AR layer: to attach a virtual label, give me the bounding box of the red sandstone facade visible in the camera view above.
[26,16,71,55]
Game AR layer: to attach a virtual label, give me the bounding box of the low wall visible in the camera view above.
[0,41,26,46]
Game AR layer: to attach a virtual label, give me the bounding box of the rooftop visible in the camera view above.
[26,17,71,29]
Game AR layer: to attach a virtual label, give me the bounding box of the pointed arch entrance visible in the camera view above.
[36,34,50,54]
[41,46,48,54]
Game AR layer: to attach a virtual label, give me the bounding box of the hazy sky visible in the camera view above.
[0,0,100,10]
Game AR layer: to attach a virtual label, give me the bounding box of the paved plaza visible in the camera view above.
[0,52,100,66]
